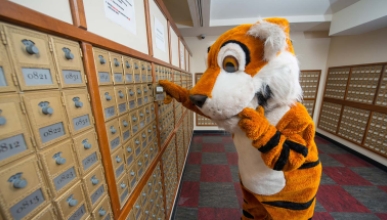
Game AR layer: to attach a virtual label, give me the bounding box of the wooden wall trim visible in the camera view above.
[0,0,192,74]
[326,62,387,69]
[167,21,172,64]
[68,0,87,29]
[323,97,387,114]
[144,0,154,57]
[81,42,120,216]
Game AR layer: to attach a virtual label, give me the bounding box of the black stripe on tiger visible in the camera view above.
[258,131,281,153]
[263,197,315,210]
[285,140,308,157]
[221,40,251,66]
[242,210,254,219]
[299,160,320,169]
[273,144,289,171]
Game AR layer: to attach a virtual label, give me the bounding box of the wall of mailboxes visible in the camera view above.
[0,21,194,220]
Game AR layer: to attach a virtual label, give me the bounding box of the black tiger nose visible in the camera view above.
[190,95,208,108]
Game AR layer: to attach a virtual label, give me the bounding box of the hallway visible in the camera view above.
[174,133,387,220]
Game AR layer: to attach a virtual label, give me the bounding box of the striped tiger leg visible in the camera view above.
[241,183,272,220]
[261,198,316,220]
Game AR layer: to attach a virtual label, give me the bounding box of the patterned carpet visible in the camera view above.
[173,133,387,220]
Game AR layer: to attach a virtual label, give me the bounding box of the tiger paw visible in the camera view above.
[238,107,270,140]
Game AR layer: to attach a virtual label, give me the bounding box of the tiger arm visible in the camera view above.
[159,80,208,117]
[238,107,314,171]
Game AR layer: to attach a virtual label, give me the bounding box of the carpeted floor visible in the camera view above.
[173,133,387,220]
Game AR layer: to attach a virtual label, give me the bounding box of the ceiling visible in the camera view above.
[162,0,387,37]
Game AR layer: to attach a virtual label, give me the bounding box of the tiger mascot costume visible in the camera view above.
[159,18,322,220]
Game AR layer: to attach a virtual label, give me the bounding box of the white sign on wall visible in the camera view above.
[154,17,166,52]
[180,43,185,68]
[103,0,137,34]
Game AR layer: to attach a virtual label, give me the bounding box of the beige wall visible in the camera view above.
[318,27,387,166]
[184,32,331,130]
[327,27,387,66]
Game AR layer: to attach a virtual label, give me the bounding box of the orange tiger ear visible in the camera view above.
[247,17,294,60]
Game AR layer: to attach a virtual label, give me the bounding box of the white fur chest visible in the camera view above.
[233,131,286,195]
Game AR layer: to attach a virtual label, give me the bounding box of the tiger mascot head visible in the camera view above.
[160,18,302,132]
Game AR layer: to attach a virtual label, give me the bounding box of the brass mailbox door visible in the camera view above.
[62,89,94,135]
[115,86,128,115]
[123,56,133,84]
[111,147,125,180]
[22,91,70,148]
[123,140,135,168]
[135,156,145,178]
[51,36,86,88]
[129,111,139,135]
[93,48,112,86]
[146,62,152,83]
[119,114,131,143]
[54,182,88,220]
[132,59,141,83]
[144,104,151,125]
[39,139,79,195]
[110,52,124,85]
[91,195,112,220]
[99,87,117,122]
[154,65,159,82]
[0,24,17,92]
[3,24,58,91]
[116,174,130,208]
[0,94,35,166]
[0,155,49,220]
[137,108,146,129]
[140,61,147,83]
[126,85,137,111]
[132,133,142,159]
[140,130,147,150]
[105,118,122,152]
[72,129,100,174]
[30,204,57,220]
[127,164,137,190]
[142,84,150,104]
[83,165,107,208]
[134,84,143,107]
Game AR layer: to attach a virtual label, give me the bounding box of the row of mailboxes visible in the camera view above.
[0,23,87,93]
[162,139,178,217]
[176,129,185,176]
[0,88,95,166]
[0,20,196,220]
[154,65,172,82]
[127,164,165,220]
[104,104,157,152]
[99,85,155,122]
[158,102,174,145]
[0,142,110,220]
[93,48,153,86]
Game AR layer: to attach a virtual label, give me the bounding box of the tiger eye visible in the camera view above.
[222,56,239,73]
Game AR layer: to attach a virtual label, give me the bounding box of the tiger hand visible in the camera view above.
[159,80,190,105]
[238,106,273,140]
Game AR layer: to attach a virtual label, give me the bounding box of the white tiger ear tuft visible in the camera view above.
[247,20,287,61]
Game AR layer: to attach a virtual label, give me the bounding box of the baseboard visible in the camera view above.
[193,130,231,135]
[316,132,387,172]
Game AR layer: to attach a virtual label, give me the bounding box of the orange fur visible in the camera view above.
[239,103,321,219]
[159,18,321,220]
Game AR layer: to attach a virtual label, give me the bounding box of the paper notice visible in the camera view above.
[104,0,136,35]
[180,43,185,68]
[154,17,166,52]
